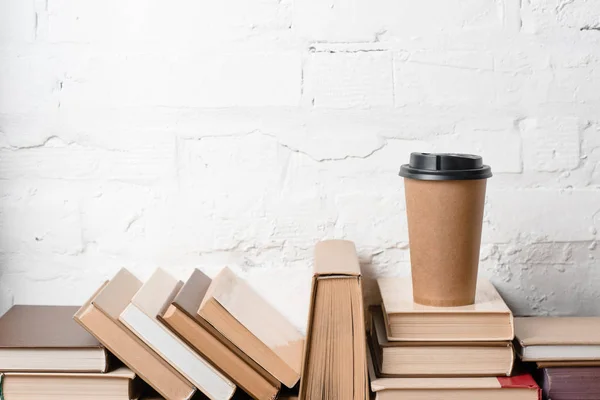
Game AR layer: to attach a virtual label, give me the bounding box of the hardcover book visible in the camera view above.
[74,269,196,400]
[0,367,139,400]
[369,306,514,376]
[299,240,368,400]
[198,267,304,388]
[378,277,514,341]
[539,367,600,400]
[515,317,600,361]
[160,269,280,400]
[368,346,539,400]
[120,268,236,400]
[0,305,108,372]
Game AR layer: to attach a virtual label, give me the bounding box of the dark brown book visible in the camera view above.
[160,269,280,400]
[0,305,108,372]
[540,367,600,400]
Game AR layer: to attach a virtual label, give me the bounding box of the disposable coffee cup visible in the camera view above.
[399,153,492,307]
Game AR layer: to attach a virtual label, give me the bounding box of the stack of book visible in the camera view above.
[515,316,600,400]
[368,277,541,399]
[0,305,142,399]
[74,266,305,400]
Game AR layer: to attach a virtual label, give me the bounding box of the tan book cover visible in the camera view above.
[74,269,196,400]
[121,268,236,400]
[515,317,600,346]
[370,306,514,376]
[161,268,280,400]
[0,305,108,372]
[378,277,514,341]
[514,317,600,362]
[2,366,139,399]
[198,267,304,388]
[367,347,539,400]
[299,240,368,400]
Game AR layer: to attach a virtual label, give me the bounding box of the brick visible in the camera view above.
[0,50,60,113]
[60,52,301,108]
[303,51,394,109]
[522,0,600,31]
[0,181,83,255]
[394,50,496,107]
[47,0,291,46]
[294,0,502,42]
[334,192,407,247]
[0,134,176,183]
[79,183,163,257]
[484,189,600,243]
[434,118,522,173]
[521,117,581,172]
[0,0,36,43]
[515,263,600,315]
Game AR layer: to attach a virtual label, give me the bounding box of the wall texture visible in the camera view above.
[1,0,599,329]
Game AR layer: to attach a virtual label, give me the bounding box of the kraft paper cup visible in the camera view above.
[400,153,492,307]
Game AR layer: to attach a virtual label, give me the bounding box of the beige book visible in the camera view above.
[369,306,514,376]
[367,346,539,400]
[74,269,196,400]
[1,367,139,400]
[161,269,280,400]
[0,305,108,372]
[515,317,600,361]
[120,268,236,400]
[378,277,514,341]
[299,240,368,400]
[198,267,304,388]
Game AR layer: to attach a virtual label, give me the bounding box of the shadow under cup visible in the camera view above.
[400,153,492,307]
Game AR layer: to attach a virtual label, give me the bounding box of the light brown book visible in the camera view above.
[198,267,304,388]
[369,306,514,376]
[161,269,281,400]
[1,366,139,400]
[299,240,368,400]
[120,268,235,400]
[378,277,514,341]
[367,346,539,400]
[515,317,600,361]
[0,305,108,372]
[74,269,196,400]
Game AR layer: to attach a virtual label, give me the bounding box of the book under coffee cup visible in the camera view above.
[399,152,492,307]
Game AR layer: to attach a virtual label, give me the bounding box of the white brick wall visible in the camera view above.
[1,0,600,321]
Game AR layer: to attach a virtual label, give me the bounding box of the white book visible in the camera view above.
[119,268,236,400]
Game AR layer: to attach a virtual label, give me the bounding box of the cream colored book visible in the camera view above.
[1,367,138,400]
[367,347,539,400]
[378,277,514,341]
[198,267,304,388]
[120,268,236,400]
[369,306,514,376]
[515,317,600,361]
[74,269,196,400]
[160,269,280,400]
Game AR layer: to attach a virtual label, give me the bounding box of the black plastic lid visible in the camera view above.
[399,152,492,181]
